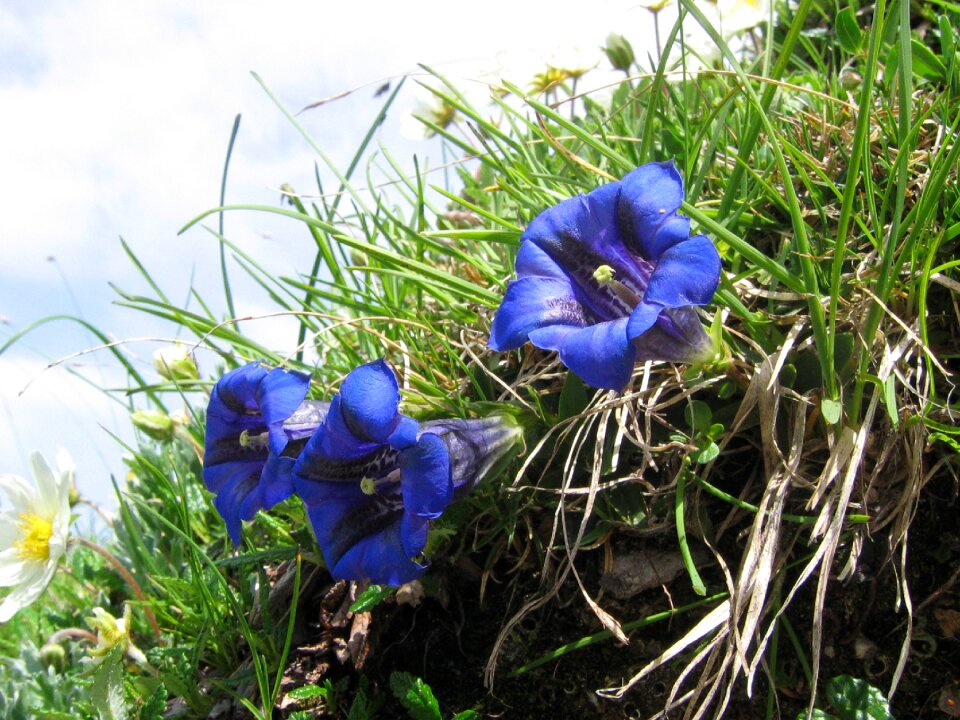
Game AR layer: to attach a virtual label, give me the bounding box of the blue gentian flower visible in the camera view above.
[203,362,328,544]
[489,161,721,391]
[293,359,520,586]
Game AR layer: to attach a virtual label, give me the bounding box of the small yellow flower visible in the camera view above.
[0,450,73,622]
[86,605,148,666]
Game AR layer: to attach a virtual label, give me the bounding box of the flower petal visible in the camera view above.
[530,317,636,391]
[259,367,313,455]
[212,467,261,544]
[237,456,296,523]
[293,396,401,485]
[421,415,523,501]
[513,239,569,280]
[302,482,426,585]
[634,307,714,363]
[330,514,429,586]
[641,215,692,265]
[0,563,47,622]
[0,549,32,586]
[619,161,685,259]
[643,235,721,309]
[399,434,451,519]
[489,277,588,351]
[28,452,58,518]
[626,300,662,343]
[0,474,35,515]
[339,359,407,444]
[0,513,20,551]
[523,182,652,319]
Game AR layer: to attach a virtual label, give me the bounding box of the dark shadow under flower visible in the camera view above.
[489,160,721,391]
[202,362,327,544]
[293,360,521,586]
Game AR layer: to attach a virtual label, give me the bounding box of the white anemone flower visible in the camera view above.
[0,450,73,622]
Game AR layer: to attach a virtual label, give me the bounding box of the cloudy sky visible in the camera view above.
[0,1,659,506]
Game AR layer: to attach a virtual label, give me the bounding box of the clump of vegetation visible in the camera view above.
[2,0,958,718]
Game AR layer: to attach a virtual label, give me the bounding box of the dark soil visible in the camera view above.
[258,467,960,719]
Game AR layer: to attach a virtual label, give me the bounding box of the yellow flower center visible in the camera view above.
[14,513,53,562]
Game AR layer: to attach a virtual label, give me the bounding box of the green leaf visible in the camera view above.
[559,373,591,420]
[350,584,394,613]
[684,400,713,434]
[911,38,947,83]
[347,678,380,720]
[138,684,167,720]
[836,7,863,54]
[825,675,894,720]
[389,672,442,720]
[882,376,899,428]
[89,647,129,720]
[930,432,960,453]
[694,439,720,465]
[796,710,839,720]
[452,712,480,720]
[821,397,842,425]
[288,684,328,701]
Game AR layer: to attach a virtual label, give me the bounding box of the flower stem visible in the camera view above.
[73,537,162,642]
[48,627,98,645]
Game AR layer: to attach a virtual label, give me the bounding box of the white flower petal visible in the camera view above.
[55,449,76,502]
[0,513,21,550]
[0,563,48,622]
[0,549,31,586]
[29,452,59,517]
[0,474,37,514]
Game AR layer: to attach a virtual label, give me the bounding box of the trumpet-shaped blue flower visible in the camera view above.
[489,161,720,391]
[203,362,328,544]
[293,360,520,586]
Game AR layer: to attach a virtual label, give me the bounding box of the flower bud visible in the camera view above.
[131,410,175,441]
[153,344,199,382]
[604,33,635,73]
[40,642,67,672]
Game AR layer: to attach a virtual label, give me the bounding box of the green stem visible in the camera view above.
[677,462,706,596]
[509,592,729,676]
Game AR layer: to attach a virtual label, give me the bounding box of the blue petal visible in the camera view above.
[489,277,588,351]
[259,367,312,454]
[514,239,568,280]
[633,307,713,363]
[302,484,428,585]
[619,161,685,259]
[293,396,400,485]
[530,317,636,391]
[206,362,265,421]
[304,395,382,458]
[339,359,408,444]
[522,182,652,319]
[237,455,296,523]
[643,235,721,309]
[399,433,452,519]
[213,468,260,545]
[203,362,311,544]
[332,515,429,585]
[641,215,691,265]
[422,416,522,501]
[626,301,662,343]
[386,415,419,450]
